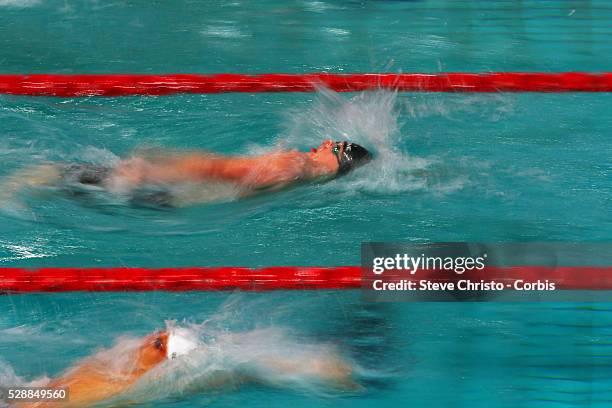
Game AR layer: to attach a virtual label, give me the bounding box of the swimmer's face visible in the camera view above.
[309,139,343,174]
[137,331,169,371]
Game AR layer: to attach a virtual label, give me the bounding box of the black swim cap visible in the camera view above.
[336,142,373,175]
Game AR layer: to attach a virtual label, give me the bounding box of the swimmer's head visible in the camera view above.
[333,141,372,175]
[310,139,373,176]
[137,331,169,370]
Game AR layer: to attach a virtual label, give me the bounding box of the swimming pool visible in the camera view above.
[1,1,611,407]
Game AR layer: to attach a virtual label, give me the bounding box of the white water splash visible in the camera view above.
[123,325,358,405]
[281,88,516,197]
[281,88,433,195]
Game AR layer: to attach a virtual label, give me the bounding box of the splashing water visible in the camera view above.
[126,325,359,404]
[0,358,26,388]
[122,296,370,403]
[282,87,433,195]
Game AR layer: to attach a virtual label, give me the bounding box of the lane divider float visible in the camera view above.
[0,72,611,96]
[1,266,611,292]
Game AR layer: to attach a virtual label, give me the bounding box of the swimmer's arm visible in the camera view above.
[114,154,252,185]
[255,354,358,390]
[191,357,357,391]
[132,153,306,188]
[180,155,257,183]
[13,379,126,408]
[13,360,144,408]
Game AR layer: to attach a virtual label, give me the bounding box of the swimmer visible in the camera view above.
[13,327,356,408]
[2,140,372,206]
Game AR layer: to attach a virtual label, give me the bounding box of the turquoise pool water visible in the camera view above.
[1,1,611,407]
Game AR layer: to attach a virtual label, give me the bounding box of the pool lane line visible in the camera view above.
[0,73,611,96]
[1,266,611,292]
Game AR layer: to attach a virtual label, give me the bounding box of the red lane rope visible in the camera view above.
[0,73,611,96]
[0,267,362,292]
[1,266,611,293]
